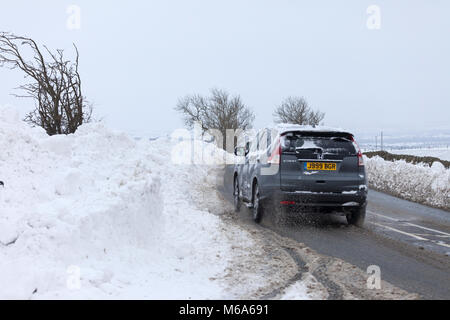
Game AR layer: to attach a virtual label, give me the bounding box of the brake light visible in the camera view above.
[280,201,295,205]
[351,136,364,166]
[358,152,364,166]
[267,138,281,164]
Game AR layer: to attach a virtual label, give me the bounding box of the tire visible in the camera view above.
[252,183,263,223]
[346,205,366,227]
[233,176,241,212]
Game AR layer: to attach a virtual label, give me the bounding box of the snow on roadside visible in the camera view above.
[277,274,327,300]
[365,155,450,210]
[0,106,241,299]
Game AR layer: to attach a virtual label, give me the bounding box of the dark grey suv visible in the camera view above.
[233,125,367,226]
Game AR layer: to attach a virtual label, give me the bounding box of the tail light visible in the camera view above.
[267,138,281,164]
[357,152,364,166]
[351,136,364,166]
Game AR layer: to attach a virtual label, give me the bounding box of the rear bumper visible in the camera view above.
[265,189,367,208]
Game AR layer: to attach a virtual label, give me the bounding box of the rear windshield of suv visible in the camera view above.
[281,134,356,157]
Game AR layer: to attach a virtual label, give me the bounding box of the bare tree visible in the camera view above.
[273,96,324,126]
[0,32,92,135]
[175,88,255,149]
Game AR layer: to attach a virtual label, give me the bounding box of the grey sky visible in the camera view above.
[1,0,449,137]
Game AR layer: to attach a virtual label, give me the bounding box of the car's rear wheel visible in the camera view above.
[252,183,263,223]
[233,176,241,212]
[346,205,366,227]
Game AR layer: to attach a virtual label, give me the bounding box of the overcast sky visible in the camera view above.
[1,0,449,137]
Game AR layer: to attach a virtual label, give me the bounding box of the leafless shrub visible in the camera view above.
[175,88,255,149]
[0,32,92,135]
[273,96,324,126]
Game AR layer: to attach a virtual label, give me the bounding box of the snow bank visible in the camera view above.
[365,155,450,210]
[0,106,246,299]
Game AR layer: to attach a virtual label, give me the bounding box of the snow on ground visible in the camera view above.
[389,148,450,161]
[365,155,450,210]
[277,274,326,300]
[0,106,239,299]
[0,106,322,299]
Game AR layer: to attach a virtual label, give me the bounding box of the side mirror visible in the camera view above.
[234,147,245,157]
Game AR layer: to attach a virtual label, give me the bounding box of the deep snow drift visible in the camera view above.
[365,155,450,210]
[0,107,231,298]
[0,107,318,299]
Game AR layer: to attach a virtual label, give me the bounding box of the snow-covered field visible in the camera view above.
[0,106,321,299]
[365,156,450,210]
[389,148,450,161]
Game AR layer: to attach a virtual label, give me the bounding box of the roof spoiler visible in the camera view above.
[280,131,354,138]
